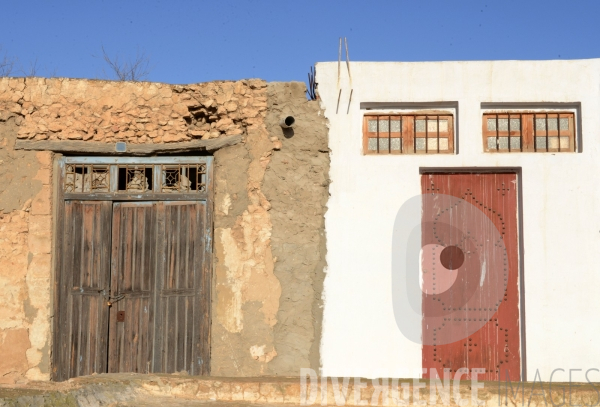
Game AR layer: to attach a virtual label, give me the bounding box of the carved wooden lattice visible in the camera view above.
[161,164,206,193]
[117,165,153,192]
[64,164,110,193]
[62,158,209,197]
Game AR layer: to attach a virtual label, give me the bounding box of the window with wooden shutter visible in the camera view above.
[482,112,576,152]
[363,114,454,154]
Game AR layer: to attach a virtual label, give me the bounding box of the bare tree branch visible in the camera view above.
[0,47,17,77]
[21,58,40,77]
[99,45,151,82]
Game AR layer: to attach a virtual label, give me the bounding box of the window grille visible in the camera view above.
[64,164,110,193]
[161,164,207,193]
[363,114,454,154]
[118,165,153,192]
[483,112,575,152]
[62,157,209,197]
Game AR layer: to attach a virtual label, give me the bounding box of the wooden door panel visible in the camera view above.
[56,199,211,378]
[54,157,214,381]
[154,201,209,375]
[108,202,157,373]
[58,201,112,380]
[162,296,195,373]
[421,173,521,381]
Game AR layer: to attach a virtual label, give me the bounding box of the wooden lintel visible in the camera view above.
[13,134,242,156]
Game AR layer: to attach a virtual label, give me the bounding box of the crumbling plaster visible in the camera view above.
[210,82,329,376]
[0,114,53,383]
[263,82,329,374]
[0,76,329,381]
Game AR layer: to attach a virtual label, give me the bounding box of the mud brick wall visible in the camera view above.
[0,77,329,382]
[212,82,329,375]
[0,114,52,383]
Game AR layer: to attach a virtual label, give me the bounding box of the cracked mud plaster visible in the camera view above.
[0,76,272,381]
[0,114,53,383]
[211,81,329,376]
[262,82,329,374]
[212,80,283,374]
[0,116,42,214]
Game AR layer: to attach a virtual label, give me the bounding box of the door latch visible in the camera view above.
[98,289,125,307]
[106,293,125,307]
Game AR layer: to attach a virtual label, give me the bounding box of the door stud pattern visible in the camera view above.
[421,173,521,381]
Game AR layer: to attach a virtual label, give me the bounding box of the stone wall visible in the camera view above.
[0,77,329,382]
[2,77,265,143]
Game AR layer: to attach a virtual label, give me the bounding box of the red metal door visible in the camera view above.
[421,173,521,381]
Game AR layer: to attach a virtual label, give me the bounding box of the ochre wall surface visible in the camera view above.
[211,82,329,375]
[0,112,52,383]
[0,77,328,382]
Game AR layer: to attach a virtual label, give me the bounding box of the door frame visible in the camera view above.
[419,167,526,380]
[51,156,214,381]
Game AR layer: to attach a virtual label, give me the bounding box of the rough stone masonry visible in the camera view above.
[0,77,329,383]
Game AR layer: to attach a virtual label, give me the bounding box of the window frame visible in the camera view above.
[59,156,212,201]
[482,111,576,153]
[362,111,455,155]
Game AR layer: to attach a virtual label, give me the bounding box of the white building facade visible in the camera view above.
[316,59,600,381]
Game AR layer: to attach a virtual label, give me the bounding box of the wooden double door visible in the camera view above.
[54,200,210,380]
[421,172,522,381]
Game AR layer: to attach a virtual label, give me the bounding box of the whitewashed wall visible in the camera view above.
[316,59,600,381]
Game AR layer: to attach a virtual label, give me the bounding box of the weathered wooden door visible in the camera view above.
[108,202,158,373]
[153,201,210,374]
[421,173,521,381]
[55,201,210,379]
[55,201,112,380]
[53,157,213,381]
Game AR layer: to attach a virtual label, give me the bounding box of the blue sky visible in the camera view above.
[2,0,600,84]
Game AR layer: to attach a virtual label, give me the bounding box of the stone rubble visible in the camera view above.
[0,77,267,144]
